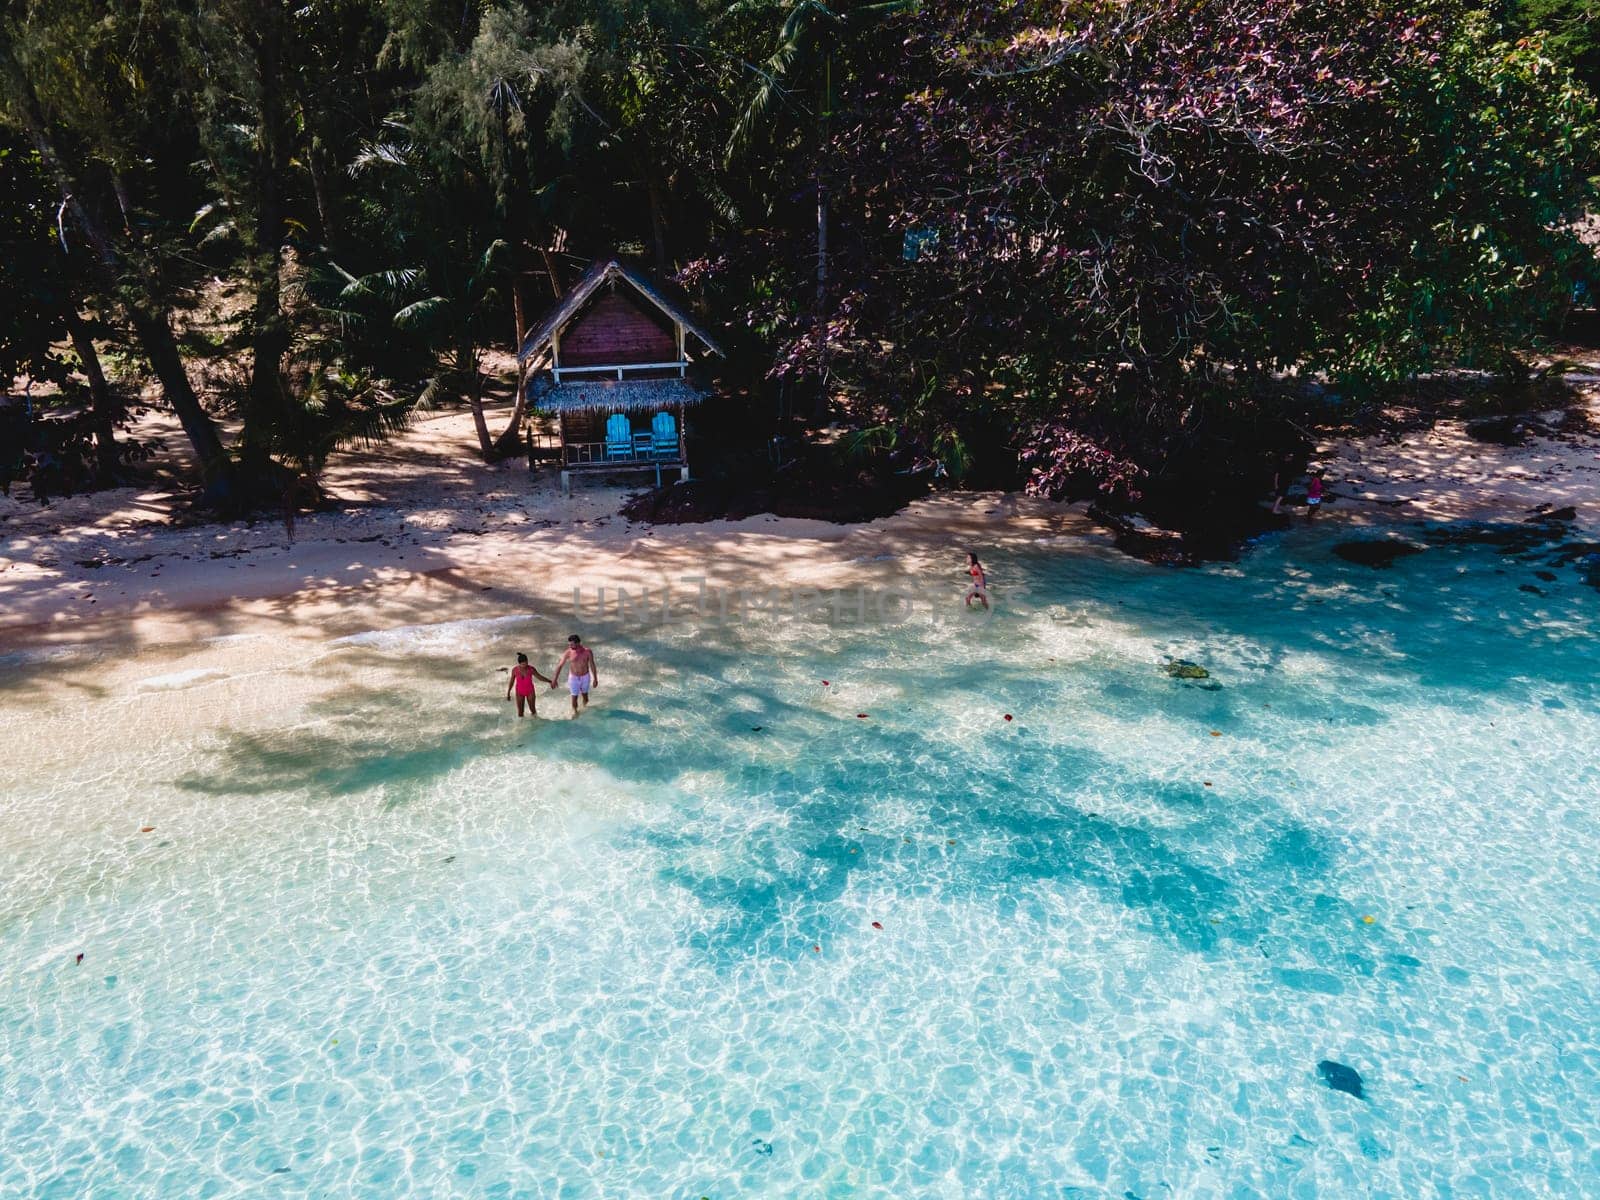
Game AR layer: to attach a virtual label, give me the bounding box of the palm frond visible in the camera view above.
[339,267,426,304]
[188,201,226,234]
[335,397,415,449]
[197,220,238,248]
[393,296,454,331]
[416,373,467,410]
[348,138,420,177]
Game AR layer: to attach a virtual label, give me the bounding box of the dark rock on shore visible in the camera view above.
[1422,521,1570,557]
[1317,1059,1366,1100]
[1332,540,1425,568]
[1546,542,1600,588]
[1467,415,1535,446]
[622,469,925,526]
[1523,504,1577,524]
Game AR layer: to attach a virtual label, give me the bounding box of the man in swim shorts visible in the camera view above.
[550,634,598,715]
[506,652,552,718]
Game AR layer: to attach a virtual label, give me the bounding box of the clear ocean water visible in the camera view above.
[2,527,1598,1199]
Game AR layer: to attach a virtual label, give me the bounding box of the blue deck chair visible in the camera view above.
[604,413,633,460]
[651,410,678,458]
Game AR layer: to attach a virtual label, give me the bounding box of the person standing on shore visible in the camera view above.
[551,634,598,715]
[1306,469,1325,520]
[506,652,552,718]
[965,552,990,610]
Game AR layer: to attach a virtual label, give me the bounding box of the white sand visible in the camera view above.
[3,386,1596,656]
[0,403,1099,655]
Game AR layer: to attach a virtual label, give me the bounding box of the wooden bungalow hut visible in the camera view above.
[519,258,724,493]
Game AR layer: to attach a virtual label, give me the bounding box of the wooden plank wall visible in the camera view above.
[558,290,677,367]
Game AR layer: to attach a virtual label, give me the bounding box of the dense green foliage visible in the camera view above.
[1,0,1596,508]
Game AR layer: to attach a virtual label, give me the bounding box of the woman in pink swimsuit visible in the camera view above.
[505,652,552,718]
[965,552,989,610]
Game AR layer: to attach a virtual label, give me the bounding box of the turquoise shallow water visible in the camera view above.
[2,527,1599,1198]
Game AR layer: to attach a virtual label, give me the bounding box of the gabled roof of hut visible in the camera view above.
[517,257,725,364]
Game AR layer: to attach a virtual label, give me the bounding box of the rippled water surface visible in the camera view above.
[3,528,1599,1198]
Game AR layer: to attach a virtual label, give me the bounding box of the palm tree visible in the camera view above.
[329,239,518,460]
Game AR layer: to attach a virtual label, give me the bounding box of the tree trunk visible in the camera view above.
[646,169,669,272]
[812,54,832,420]
[129,306,231,477]
[64,311,120,480]
[465,351,494,459]
[816,179,828,316]
[4,61,232,488]
[538,244,564,298]
[241,3,291,487]
[512,271,527,350]
[305,135,338,255]
[491,361,530,460]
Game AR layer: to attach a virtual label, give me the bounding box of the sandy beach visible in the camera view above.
[3,385,1597,658]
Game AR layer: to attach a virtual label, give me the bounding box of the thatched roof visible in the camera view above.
[529,375,709,415]
[517,258,725,364]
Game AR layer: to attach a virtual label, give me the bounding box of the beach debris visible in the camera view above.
[1163,659,1210,680]
[872,921,883,930]
[1004,714,1014,721]
[1209,730,1221,737]
[75,953,84,965]
[1362,915,1376,924]
[946,839,956,845]
[139,826,155,833]
[750,726,764,732]
[752,1139,774,1157]
[1317,1059,1366,1100]
[856,713,868,719]
[811,944,821,954]
[821,680,830,687]
[1203,781,1212,787]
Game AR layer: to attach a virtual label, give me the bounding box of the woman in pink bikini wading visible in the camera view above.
[505,653,553,718]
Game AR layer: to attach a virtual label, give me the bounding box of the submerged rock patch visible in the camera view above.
[1332,540,1424,568]
[1317,1059,1365,1099]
